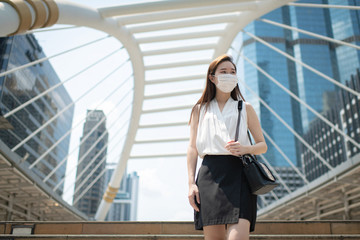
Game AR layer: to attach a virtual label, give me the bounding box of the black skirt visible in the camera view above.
[194,155,257,232]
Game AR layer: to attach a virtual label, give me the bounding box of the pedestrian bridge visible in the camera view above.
[0,0,359,222]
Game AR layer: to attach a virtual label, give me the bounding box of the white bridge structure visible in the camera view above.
[0,0,359,221]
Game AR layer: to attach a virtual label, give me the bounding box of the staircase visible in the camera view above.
[1,221,359,239]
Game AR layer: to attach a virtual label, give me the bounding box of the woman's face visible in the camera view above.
[211,61,236,85]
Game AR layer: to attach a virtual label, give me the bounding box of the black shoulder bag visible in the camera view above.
[235,100,279,195]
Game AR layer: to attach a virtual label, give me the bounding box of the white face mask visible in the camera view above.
[215,74,238,93]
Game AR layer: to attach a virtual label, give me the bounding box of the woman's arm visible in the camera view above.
[187,105,200,211]
[246,102,267,155]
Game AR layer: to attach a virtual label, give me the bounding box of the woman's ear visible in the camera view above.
[209,74,215,83]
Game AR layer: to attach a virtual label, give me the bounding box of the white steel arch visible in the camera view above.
[0,0,306,220]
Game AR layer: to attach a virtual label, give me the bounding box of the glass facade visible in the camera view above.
[302,69,360,181]
[235,0,360,171]
[328,0,360,84]
[73,110,108,218]
[0,34,74,196]
[241,8,298,167]
[105,165,139,221]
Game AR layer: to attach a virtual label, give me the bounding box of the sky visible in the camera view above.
[34,0,202,221]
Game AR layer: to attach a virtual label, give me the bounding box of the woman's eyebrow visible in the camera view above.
[219,67,235,71]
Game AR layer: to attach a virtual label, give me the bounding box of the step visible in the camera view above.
[0,234,360,240]
[1,221,360,240]
[1,221,360,235]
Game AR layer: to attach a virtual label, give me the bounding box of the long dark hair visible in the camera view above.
[189,54,245,124]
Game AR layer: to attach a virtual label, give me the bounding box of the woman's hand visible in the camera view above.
[188,183,200,212]
[225,140,251,156]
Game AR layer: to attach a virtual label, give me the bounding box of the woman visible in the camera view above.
[187,54,267,240]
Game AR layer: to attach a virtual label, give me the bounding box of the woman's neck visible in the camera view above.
[215,92,231,104]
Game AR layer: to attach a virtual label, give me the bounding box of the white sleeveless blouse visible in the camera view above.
[196,98,251,158]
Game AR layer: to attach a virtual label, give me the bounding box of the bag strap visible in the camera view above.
[235,100,258,162]
[234,100,242,142]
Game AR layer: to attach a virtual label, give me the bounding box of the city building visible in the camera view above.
[0,34,74,195]
[235,0,359,169]
[328,0,360,85]
[229,1,360,206]
[73,110,108,218]
[105,163,139,221]
[301,69,360,181]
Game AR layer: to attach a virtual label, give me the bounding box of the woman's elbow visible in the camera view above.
[264,142,267,153]
[261,142,268,154]
[187,144,198,155]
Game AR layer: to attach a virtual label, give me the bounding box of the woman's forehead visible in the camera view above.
[217,61,235,70]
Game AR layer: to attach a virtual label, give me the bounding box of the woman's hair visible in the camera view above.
[188,54,245,124]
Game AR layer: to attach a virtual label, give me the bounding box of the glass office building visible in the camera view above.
[0,34,74,196]
[73,110,108,218]
[235,0,360,170]
[105,164,139,221]
[240,7,301,167]
[302,70,360,181]
[328,0,360,84]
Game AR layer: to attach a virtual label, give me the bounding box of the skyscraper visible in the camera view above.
[302,69,360,181]
[0,34,74,195]
[328,0,360,84]
[73,110,108,218]
[237,0,360,170]
[105,164,139,221]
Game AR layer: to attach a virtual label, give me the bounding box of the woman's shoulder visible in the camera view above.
[231,99,250,110]
[244,101,252,108]
[191,104,201,115]
[238,100,252,109]
[194,103,201,109]
[192,102,207,115]
[244,101,257,116]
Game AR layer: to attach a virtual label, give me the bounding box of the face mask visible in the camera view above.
[215,74,238,93]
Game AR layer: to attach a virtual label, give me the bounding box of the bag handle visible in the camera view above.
[235,100,258,162]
